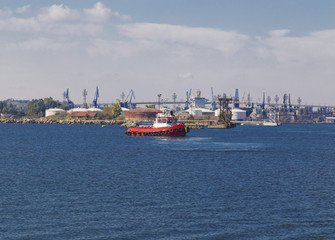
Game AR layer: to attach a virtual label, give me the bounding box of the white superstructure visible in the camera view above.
[152,112,178,128]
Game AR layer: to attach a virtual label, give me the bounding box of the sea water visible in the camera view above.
[0,123,334,239]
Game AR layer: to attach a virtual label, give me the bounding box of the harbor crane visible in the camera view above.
[185,89,192,109]
[63,88,74,109]
[185,89,192,110]
[211,87,217,110]
[120,89,136,109]
[92,87,99,108]
[234,88,239,108]
[82,89,88,108]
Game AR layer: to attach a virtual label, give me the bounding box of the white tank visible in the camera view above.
[191,109,202,116]
[232,108,247,121]
[45,108,65,117]
[87,107,102,112]
[67,108,88,113]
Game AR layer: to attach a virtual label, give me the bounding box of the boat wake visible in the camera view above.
[156,138,271,152]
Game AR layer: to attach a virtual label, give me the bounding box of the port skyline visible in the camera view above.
[0,1,335,105]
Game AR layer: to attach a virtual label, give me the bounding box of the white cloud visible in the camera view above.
[83,2,131,23]
[259,29,335,64]
[118,23,248,56]
[88,38,141,57]
[0,16,102,36]
[38,4,78,22]
[0,8,12,18]
[113,11,132,22]
[0,3,130,36]
[0,17,41,32]
[178,72,194,79]
[0,4,335,104]
[16,5,32,14]
[84,2,111,23]
[268,29,290,37]
[5,38,78,52]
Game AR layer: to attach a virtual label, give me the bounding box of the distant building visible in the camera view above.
[326,117,335,123]
[190,90,208,108]
[186,108,215,116]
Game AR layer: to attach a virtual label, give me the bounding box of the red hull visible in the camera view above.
[125,124,187,137]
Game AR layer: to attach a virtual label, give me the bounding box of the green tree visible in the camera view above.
[27,99,45,117]
[27,97,66,117]
[0,101,6,113]
[102,104,122,119]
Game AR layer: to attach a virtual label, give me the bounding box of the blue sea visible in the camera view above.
[1,123,334,239]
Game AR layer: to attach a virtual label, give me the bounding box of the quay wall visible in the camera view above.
[0,118,123,125]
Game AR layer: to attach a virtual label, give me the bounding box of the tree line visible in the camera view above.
[0,97,67,118]
[0,97,122,119]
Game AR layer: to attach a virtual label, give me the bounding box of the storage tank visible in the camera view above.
[231,108,247,121]
[45,108,65,117]
[125,108,159,120]
[191,109,202,116]
[121,107,129,116]
[87,107,103,112]
[67,108,88,113]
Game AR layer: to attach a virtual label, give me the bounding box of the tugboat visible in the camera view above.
[125,111,189,137]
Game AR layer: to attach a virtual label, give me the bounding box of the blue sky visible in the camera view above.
[1,1,335,105]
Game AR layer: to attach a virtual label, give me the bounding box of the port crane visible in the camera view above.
[211,87,217,110]
[185,89,192,109]
[92,87,99,108]
[120,89,136,109]
[63,88,74,109]
[234,88,239,108]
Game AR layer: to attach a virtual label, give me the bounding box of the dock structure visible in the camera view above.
[208,96,236,129]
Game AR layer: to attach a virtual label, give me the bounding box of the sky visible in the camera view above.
[1,0,335,105]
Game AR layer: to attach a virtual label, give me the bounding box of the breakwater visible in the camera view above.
[0,118,221,129]
[0,118,123,125]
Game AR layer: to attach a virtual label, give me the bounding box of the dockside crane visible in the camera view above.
[120,89,135,109]
[283,94,288,112]
[262,92,267,119]
[92,87,99,108]
[64,88,74,109]
[241,92,246,107]
[211,87,217,110]
[262,92,265,110]
[82,89,88,108]
[234,88,239,108]
[247,93,251,107]
[288,94,292,112]
[185,89,192,109]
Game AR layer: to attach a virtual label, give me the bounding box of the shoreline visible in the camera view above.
[0,118,330,126]
[0,118,124,125]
